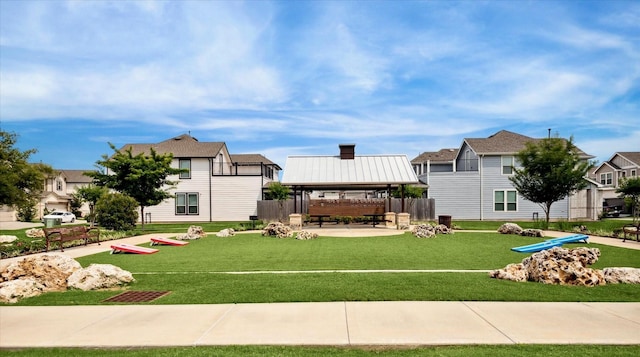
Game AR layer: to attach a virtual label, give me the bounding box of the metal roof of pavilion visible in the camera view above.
[281,152,420,190]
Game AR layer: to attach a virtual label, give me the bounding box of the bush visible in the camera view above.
[95,193,139,231]
[16,201,37,222]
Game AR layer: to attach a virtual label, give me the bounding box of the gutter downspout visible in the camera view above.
[479,154,483,221]
[209,158,213,222]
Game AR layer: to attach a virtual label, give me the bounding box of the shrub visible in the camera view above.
[95,193,139,231]
[16,200,37,222]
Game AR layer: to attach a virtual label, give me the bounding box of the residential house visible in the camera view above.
[411,130,599,221]
[112,134,281,222]
[39,170,93,218]
[590,152,640,214]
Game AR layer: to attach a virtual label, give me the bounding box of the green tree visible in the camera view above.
[265,181,291,222]
[509,136,593,226]
[617,177,640,224]
[392,185,424,211]
[95,192,139,231]
[0,131,54,216]
[75,184,109,226]
[86,143,185,229]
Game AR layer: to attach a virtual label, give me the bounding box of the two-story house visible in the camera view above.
[590,152,640,214]
[411,130,598,221]
[39,170,93,218]
[112,134,281,222]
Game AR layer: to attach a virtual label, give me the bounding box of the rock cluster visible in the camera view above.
[0,254,135,303]
[25,228,45,238]
[176,225,207,240]
[498,223,544,237]
[215,228,236,237]
[262,222,293,238]
[490,247,640,286]
[296,231,318,240]
[412,224,453,238]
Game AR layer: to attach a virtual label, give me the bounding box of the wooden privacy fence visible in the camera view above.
[257,198,435,222]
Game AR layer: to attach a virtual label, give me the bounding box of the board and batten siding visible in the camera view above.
[211,176,264,221]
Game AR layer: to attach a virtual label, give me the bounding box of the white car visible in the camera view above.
[42,211,76,223]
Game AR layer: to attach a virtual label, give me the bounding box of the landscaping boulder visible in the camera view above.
[0,235,18,244]
[67,264,135,291]
[1,254,81,290]
[0,277,46,303]
[0,255,135,303]
[296,231,318,240]
[498,223,523,235]
[490,247,607,286]
[262,222,293,238]
[177,225,207,240]
[412,224,435,238]
[602,267,640,284]
[521,229,544,237]
[412,224,453,238]
[25,228,45,238]
[216,228,236,237]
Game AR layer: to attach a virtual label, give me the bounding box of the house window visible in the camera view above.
[502,156,515,175]
[495,190,517,211]
[632,170,637,177]
[179,159,191,179]
[600,172,612,185]
[176,193,198,215]
[56,179,63,191]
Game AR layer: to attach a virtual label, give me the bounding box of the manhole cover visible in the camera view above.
[103,291,170,303]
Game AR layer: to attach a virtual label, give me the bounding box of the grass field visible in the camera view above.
[7,232,639,306]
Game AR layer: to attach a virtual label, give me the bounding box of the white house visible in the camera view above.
[112,134,281,222]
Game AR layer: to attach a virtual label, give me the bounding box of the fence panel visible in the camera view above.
[257,198,434,221]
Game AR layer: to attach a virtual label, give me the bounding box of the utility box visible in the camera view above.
[44,218,62,228]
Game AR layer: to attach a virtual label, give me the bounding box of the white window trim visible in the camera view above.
[501,156,515,175]
[494,189,518,212]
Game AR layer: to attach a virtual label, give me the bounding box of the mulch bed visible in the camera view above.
[103,291,171,303]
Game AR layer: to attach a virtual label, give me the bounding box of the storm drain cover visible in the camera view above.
[103,291,170,303]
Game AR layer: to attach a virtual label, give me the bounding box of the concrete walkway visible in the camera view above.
[1,224,639,348]
[2,301,639,348]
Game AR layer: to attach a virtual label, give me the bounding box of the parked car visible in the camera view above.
[602,206,622,218]
[42,211,76,223]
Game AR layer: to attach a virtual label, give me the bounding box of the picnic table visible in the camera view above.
[309,214,332,227]
[364,214,387,227]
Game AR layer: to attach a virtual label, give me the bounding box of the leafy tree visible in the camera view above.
[617,177,640,224]
[265,181,291,222]
[509,136,593,226]
[95,193,138,231]
[0,131,54,215]
[69,193,84,218]
[75,184,109,226]
[392,185,424,211]
[86,143,185,229]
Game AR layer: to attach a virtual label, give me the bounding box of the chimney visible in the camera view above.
[339,144,355,160]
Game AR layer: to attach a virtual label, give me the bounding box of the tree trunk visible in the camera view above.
[140,206,145,230]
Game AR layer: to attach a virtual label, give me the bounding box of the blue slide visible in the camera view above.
[511,234,589,253]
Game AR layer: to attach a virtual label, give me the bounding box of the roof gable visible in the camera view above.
[464,130,537,155]
[120,134,226,158]
[411,148,459,163]
[613,152,640,167]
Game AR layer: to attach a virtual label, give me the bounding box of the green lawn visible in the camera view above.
[4,345,640,357]
[7,232,639,306]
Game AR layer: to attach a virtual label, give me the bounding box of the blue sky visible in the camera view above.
[1,0,638,170]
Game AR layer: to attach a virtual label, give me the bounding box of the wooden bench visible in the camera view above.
[622,223,640,243]
[43,226,100,252]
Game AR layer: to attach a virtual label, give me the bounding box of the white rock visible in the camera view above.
[0,277,46,303]
[0,235,18,243]
[67,264,134,291]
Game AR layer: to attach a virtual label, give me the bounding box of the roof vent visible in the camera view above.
[339,144,355,160]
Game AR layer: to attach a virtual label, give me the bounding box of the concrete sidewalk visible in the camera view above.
[1,301,639,347]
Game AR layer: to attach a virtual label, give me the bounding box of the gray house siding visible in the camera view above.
[429,155,570,221]
[429,172,481,219]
